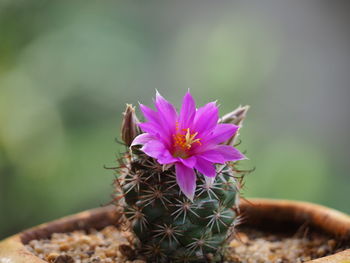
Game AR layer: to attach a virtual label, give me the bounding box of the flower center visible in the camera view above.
[172,128,201,158]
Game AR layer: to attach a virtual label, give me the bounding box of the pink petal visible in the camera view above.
[179,91,196,130]
[138,122,171,147]
[153,91,178,144]
[206,124,239,144]
[138,122,161,136]
[141,140,177,164]
[155,91,177,126]
[139,104,159,124]
[178,156,197,168]
[197,149,225,164]
[175,163,196,201]
[130,133,155,147]
[194,157,216,178]
[139,102,175,148]
[193,102,218,136]
[215,145,247,161]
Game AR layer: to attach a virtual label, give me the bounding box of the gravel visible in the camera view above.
[225,227,346,263]
[25,225,347,263]
[25,226,144,263]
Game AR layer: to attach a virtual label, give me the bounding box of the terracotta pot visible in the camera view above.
[0,198,349,262]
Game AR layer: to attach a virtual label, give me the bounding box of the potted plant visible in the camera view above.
[0,92,349,262]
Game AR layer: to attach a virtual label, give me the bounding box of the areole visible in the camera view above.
[0,198,349,263]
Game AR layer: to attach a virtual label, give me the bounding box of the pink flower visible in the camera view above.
[131,91,246,201]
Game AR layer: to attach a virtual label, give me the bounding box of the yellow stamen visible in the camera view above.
[173,128,201,151]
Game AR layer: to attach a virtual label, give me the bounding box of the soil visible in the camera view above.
[25,225,348,263]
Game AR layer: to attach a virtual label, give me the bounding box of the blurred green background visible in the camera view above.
[1,1,350,239]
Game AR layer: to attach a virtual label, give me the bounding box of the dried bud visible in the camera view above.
[219,105,249,146]
[121,104,141,146]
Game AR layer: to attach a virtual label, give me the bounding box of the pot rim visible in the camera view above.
[240,198,350,238]
[0,198,349,263]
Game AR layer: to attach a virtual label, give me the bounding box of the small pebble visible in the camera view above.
[46,252,59,263]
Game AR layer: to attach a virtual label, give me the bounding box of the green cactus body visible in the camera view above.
[115,148,242,262]
[114,100,249,262]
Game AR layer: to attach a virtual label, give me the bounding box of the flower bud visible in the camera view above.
[219,105,249,146]
[121,104,141,146]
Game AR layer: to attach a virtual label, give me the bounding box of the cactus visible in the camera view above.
[113,92,249,262]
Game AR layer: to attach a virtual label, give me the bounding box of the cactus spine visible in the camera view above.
[114,103,249,262]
